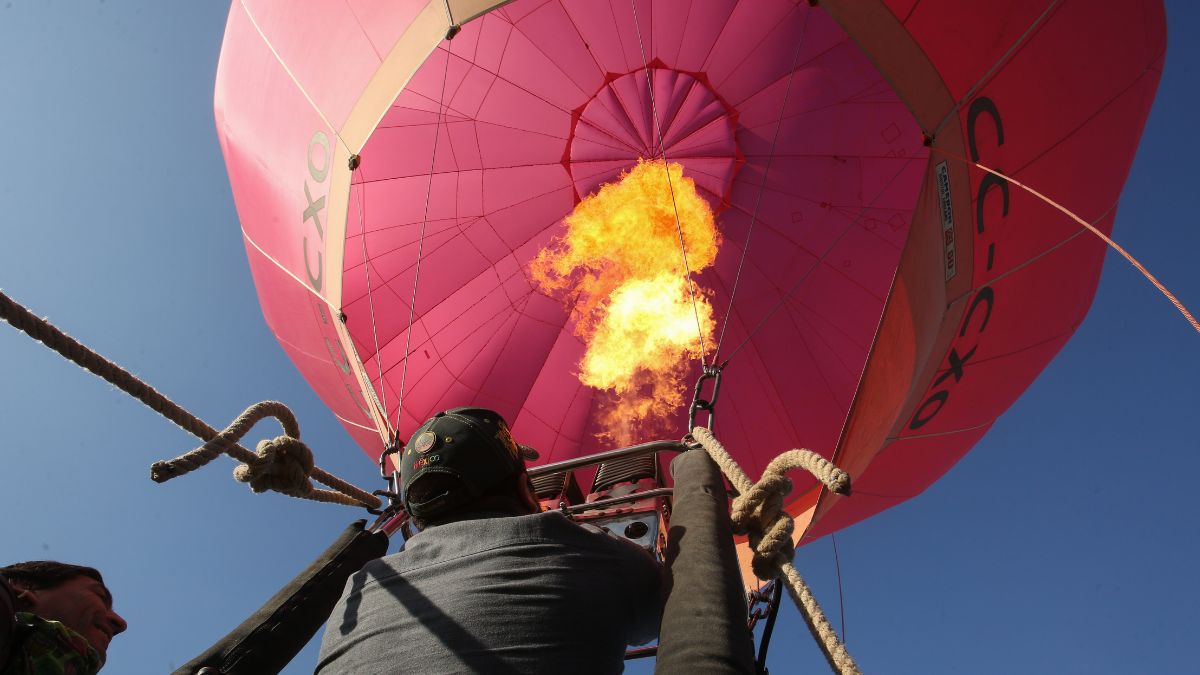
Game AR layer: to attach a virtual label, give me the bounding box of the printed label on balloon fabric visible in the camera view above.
[936,161,957,281]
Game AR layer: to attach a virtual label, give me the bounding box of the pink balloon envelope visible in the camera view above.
[214,0,1165,549]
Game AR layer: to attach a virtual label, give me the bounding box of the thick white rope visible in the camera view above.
[152,401,380,509]
[0,289,379,510]
[689,427,860,675]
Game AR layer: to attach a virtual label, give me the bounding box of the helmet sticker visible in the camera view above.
[413,430,438,455]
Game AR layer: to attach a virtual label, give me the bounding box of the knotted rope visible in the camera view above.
[235,437,313,494]
[150,401,378,508]
[0,289,380,510]
[689,426,860,675]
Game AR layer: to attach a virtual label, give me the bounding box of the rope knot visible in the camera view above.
[233,435,315,495]
[730,473,797,581]
[692,433,851,582]
[149,400,380,508]
[688,426,861,674]
[0,290,381,510]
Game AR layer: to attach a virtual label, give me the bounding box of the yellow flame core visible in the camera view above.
[532,159,721,444]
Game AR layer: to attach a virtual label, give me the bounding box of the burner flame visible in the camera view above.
[532,159,720,444]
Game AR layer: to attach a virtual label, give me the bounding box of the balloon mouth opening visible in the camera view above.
[566,66,740,211]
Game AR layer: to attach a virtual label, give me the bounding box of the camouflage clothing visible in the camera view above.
[2,613,101,675]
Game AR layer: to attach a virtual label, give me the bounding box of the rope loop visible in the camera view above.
[0,289,381,510]
[152,401,298,484]
[233,435,315,496]
[689,426,860,675]
[690,430,851,581]
[149,400,380,508]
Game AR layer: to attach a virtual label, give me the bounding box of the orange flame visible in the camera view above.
[532,159,720,445]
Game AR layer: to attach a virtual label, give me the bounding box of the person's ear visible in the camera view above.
[13,588,37,611]
[516,473,540,513]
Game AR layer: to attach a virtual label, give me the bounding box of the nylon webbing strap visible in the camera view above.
[656,450,757,674]
[174,520,388,675]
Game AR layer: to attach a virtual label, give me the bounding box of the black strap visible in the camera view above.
[174,520,388,675]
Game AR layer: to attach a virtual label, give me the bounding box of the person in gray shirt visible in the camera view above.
[317,407,662,674]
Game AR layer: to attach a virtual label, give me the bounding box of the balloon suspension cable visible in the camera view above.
[0,289,381,511]
[394,37,455,432]
[630,0,709,363]
[713,5,811,367]
[355,159,396,440]
[933,146,1199,335]
[687,426,859,675]
[831,532,848,643]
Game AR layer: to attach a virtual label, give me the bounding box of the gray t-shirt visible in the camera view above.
[316,510,662,674]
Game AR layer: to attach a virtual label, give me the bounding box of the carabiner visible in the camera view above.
[378,441,402,479]
[688,364,723,431]
[372,440,405,515]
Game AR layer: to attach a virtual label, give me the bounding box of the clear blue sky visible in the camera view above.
[1,2,1196,673]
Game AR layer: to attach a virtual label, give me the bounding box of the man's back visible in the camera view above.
[317,510,661,675]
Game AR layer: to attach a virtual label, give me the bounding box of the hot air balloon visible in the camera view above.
[214,0,1165,559]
